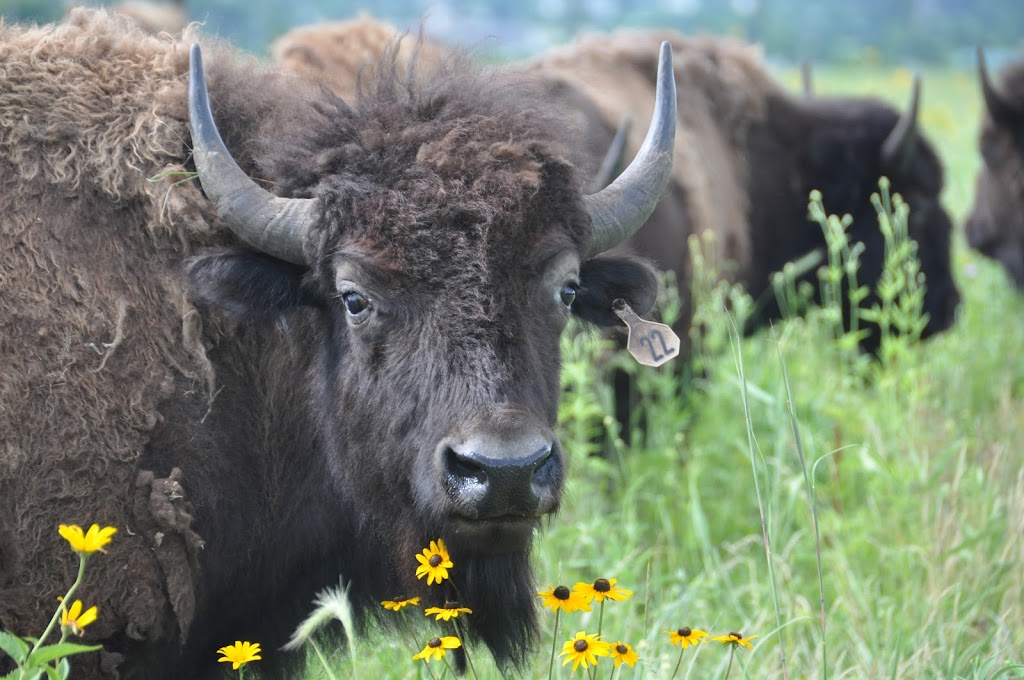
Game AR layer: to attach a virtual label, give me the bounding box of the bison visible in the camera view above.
[967,49,1024,289]
[526,30,960,355]
[0,10,677,678]
[65,0,189,34]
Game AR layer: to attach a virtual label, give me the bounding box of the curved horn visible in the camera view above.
[589,114,633,192]
[880,73,921,173]
[978,47,1020,125]
[801,60,813,97]
[189,44,315,265]
[583,41,676,258]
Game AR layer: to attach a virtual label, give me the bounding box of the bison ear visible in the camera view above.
[574,254,660,326]
[187,248,318,319]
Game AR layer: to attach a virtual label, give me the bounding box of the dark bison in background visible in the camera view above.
[968,50,1024,290]
[0,10,677,679]
[526,30,961,353]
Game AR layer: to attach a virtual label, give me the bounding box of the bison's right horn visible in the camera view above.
[978,47,1021,126]
[583,42,676,258]
[189,44,315,266]
[801,60,813,97]
[880,73,921,173]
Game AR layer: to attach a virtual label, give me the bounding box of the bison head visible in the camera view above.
[966,49,1024,290]
[788,76,960,347]
[183,43,675,663]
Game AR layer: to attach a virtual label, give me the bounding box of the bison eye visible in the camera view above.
[559,283,578,308]
[341,291,371,321]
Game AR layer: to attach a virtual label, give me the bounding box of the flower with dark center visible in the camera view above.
[380,596,421,612]
[424,602,473,621]
[537,584,590,612]
[413,635,461,663]
[609,641,639,668]
[665,626,708,648]
[414,538,453,585]
[712,631,759,650]
[560,631,610,671]
[573,577,632,603]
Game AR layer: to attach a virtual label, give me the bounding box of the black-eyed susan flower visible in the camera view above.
[59,524,117,554]
[424,601,473,621]
[665,626,708,648]
[560,631,610,672]
[415,539,453,585]
[609,641,638,668]
[381,596,421,611]
[216,641,262,670]
[573,578,632,603]
[412,636,461,663]
[537,585,591,613]
[59,599,98,636]
[712,631,758,650]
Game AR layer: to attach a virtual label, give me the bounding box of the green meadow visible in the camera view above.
[306,65,1024,679]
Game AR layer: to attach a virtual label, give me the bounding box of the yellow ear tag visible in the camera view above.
[612,299,680,367]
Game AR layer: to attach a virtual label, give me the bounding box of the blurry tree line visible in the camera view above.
[2,0,1020,63]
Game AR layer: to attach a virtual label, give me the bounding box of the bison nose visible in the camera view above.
[442,432,561,521]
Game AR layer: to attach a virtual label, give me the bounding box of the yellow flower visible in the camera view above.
[573,578,632,603]
[59,599,98,636]
[59,524,117,554]
[413,636,461,663]
[609,641,639,668]
[381,596,421,611]
[665,626,708,648]
[560,631,610,672]
[537,585,591,613]
[415,539,453,585]
[424,601,473,621]
[712,631,758,650]
[216,641,262,670]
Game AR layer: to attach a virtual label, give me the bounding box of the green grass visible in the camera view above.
[303,65,1024,679]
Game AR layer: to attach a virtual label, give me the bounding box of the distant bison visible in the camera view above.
[967,49,1024,289]
[0,9,676,679]
[526,30,960,354]
[271,15,450,100]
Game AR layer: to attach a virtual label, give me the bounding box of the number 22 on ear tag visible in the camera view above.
[612,299,680,367]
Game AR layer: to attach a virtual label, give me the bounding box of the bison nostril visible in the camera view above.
[445,447,487,484]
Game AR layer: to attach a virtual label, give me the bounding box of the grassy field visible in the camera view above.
[307,65,1024,679]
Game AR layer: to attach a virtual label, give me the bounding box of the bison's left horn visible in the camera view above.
[189,44,315,265]
[880,73,921,173]
[583,41,676,258]
[978,47,1020,126]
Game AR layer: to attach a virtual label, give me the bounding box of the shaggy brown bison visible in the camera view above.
[527,30,960,354]
[65,0,189,34]
[271,15,450,101]
[0,10,676,679]
[967,49,1024,289]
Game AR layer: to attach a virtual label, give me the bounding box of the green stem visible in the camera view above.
[453,619,479,680]
[443,656,457,679]
[597,600,605,639]
[423,661,438,680]
[30,553,87,659]
[723,647,736,680]
[238,665,246,680]
[609,661,618,680]
[669,646,684,680]
[309,638,340,680]
[547,609,561,680]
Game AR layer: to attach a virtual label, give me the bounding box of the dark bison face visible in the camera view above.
[799,81,960,347]
[183,42,675,568]
[966,51,1024,290]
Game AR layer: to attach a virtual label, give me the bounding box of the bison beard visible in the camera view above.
[0,9,674,679]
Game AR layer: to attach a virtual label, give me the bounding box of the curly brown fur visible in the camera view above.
[271,15,450,101]
[967,56,1024,289]
[1,9,661,679]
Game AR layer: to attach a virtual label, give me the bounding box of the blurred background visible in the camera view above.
[3,0,1023,65]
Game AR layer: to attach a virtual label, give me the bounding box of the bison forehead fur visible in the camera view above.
[967,57,1024,290]
[0,9,660,679]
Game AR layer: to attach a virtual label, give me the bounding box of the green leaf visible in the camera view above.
[0,630,29,664]
[27,642,102,666]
